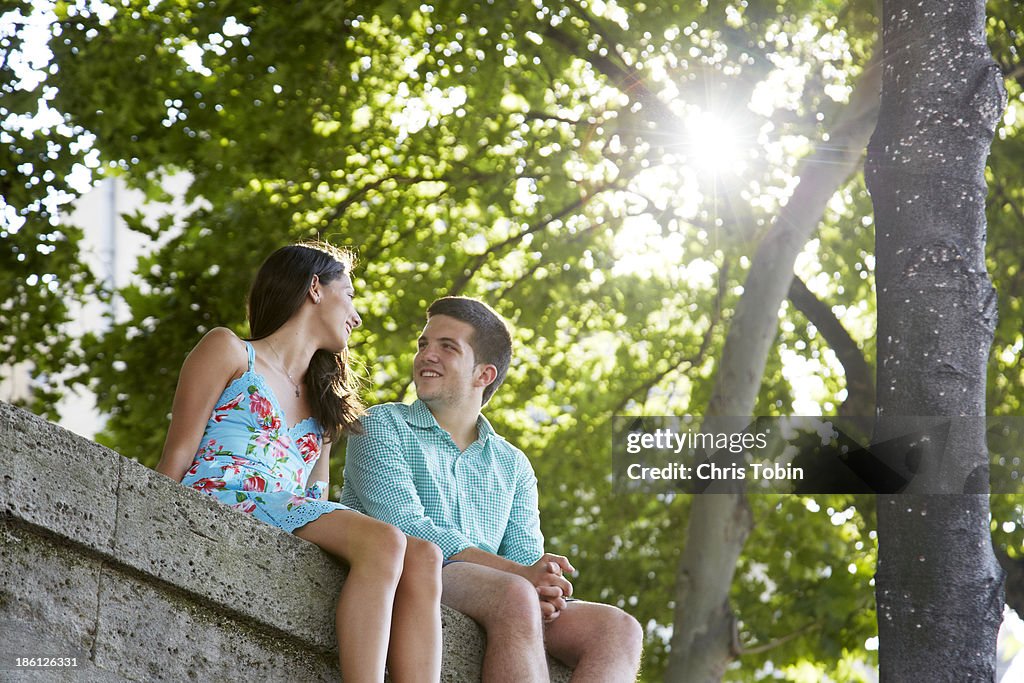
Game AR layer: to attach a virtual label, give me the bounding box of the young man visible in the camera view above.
[340,296,643,682]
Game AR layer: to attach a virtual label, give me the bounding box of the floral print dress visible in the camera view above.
[181,341,352,533]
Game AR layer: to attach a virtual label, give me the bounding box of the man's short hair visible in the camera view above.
[427,296,512,405]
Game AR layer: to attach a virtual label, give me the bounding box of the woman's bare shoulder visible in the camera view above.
[187,327,248,377]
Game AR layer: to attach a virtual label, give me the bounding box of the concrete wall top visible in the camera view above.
[0,401,571,681]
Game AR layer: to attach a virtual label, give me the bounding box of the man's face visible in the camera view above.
[413,314,485,409]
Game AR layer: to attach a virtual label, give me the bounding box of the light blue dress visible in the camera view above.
[181,341,352,532]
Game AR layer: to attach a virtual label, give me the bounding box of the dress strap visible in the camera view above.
[243,340,255,372]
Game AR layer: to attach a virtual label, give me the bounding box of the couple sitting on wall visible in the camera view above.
[156,242,644,682]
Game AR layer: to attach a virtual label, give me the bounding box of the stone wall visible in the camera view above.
[0,401,571,681]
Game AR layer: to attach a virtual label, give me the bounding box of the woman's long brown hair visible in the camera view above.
[247,242,364,441]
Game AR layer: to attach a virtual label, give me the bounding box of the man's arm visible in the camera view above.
[344,408,475,558]
[451,453,575,615]
[498,456,546,565]
[450,546,575,593]
[449,545,575,623]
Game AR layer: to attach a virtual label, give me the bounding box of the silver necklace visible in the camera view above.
[266,339,302,398]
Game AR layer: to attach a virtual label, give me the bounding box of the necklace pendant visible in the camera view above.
[294,387,300,398]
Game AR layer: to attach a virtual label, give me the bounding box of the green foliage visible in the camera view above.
[4,1,1022,680]
[1,0,97,403]
[731,494,878,678]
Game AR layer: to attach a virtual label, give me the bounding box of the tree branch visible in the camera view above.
[609,260,730,417]
[735,617,828,656]
[324,173,463,225]
[448,183,616,296]
[994,182,1024,228]
[524,110,584,126]
[668,49,882,681]
[564,0,632,68]
[787,273,874,429]
[1002,61,1024,85]
[540,22,684,131]
[498,222,600,298]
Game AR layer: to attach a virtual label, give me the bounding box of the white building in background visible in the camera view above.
[0,173,192,439]
[0,363,32,404]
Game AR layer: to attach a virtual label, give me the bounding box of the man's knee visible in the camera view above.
[487,573,544,635]
[574,604,644,654]
[614,609,644,660]
[593,606,644,668]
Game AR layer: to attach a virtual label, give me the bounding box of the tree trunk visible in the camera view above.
[865,1,1006,680]
[666,54,882,682]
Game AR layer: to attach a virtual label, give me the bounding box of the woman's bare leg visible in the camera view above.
[386,536,443,682]
[295,510,408,682]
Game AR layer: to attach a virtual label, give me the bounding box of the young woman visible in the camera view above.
[156,242,442,682]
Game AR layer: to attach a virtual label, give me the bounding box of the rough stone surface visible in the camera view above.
[0,401,573,681]
[92,567,338,682]
[0,522,101,675]
[0,403,119,555]
[112,457,343,650]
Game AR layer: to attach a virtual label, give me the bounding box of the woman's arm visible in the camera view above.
[305,440,331,500]
[155,327,247,482]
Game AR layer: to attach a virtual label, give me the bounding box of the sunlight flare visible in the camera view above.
[682,109,745,175]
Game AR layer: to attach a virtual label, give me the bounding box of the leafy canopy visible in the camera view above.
[3,1,1022,679]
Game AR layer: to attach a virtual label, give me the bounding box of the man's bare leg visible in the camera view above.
[544,601,643,682]
[441,562,549,683]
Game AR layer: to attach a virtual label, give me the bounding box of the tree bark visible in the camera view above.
[666,53,882,683]
[865,1,1006,680]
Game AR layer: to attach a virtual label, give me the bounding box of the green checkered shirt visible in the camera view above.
[340,400,545,564]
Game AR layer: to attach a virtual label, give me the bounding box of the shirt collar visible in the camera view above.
[407,399,495,443]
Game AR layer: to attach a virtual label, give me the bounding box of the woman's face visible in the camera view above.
[318,272,361,351]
